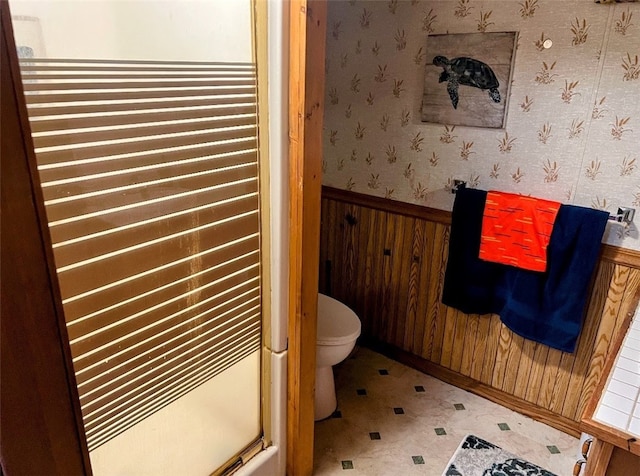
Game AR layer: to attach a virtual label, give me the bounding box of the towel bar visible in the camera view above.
[451,179,467,193]
[450,180,635,225]
[608,207,635,225]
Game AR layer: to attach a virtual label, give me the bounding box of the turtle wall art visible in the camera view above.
[421,32,517,129]
[433,56,501,109]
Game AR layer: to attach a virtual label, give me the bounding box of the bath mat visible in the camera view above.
[442,434,557,476]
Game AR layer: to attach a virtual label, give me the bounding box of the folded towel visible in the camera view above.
[442,188,609,353]
[480,191,561,272]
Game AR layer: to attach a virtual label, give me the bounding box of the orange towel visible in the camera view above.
[479,191,561,272]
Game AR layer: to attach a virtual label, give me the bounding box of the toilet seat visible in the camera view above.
[317,293,361,346]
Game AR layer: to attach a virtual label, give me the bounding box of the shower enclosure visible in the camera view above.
[6,0,282,473]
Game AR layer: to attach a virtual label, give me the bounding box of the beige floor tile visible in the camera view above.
[314,347,578,475]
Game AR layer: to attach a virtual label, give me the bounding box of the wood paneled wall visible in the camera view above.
[319,187,640,437]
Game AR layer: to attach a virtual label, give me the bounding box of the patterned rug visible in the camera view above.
[442,435,557,476]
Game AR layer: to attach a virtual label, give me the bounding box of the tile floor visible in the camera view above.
[314,347,579,475]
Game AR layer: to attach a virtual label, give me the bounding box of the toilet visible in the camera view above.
[315,293,361,421]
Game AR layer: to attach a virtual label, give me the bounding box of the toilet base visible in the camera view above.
[314,365,337,421]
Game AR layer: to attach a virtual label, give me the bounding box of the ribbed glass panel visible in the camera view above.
[20,58,261,452]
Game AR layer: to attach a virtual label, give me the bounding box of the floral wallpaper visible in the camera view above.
[322,0,640,251]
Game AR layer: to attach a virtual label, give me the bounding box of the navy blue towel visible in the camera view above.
[442,188,608,353]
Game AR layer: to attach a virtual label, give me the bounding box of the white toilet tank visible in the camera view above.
[317,293,361,346]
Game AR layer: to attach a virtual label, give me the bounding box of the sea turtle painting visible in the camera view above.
[432,55,501,110]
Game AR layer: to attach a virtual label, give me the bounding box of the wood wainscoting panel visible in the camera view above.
[320,187,640,436]
[421,222,450,363]
[575,266,640,420]
[559,260,616,420]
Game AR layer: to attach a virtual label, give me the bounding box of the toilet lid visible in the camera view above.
[317,293,361,346]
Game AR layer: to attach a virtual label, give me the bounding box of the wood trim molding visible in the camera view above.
[584,439,615,476]
[600,245,640,268]
[322,186,452,225]
[287,1,326,475]
[322,186,640,267]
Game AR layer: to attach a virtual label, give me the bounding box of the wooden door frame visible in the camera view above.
[287,0,326,474]
[0,1,92,473]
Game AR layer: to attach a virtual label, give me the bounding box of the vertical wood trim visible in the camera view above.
[287,0,326,474]
[0,2,91,473]
[584,439,614,476]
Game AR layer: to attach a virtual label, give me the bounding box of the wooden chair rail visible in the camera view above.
[322,186,640,268]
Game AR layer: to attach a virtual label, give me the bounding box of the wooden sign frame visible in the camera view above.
[421,32,517,129]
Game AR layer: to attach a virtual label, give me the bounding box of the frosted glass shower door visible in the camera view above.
[9,0,264,474]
